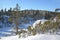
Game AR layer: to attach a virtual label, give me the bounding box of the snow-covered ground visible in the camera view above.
[0,34,60,40]
[0,20,60,40]
[0,27,16,37]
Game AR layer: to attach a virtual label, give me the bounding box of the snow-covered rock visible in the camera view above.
[33,19,48,28]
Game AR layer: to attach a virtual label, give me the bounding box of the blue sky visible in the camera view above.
[0,0,60,11]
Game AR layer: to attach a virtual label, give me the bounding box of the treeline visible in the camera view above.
[0,8,12,16]
[0,8,60,20]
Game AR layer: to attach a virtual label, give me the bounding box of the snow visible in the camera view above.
[0,27,60,40]
[0,24,60,40]
[33,19,48,28]
[18,20,34,29]
[0,27,16,37]
[0,15,60,40]
[0,34,60,40]
[19,23,32,29]
[2,15,10,18]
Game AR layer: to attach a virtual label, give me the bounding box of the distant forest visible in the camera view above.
[0,4,60,20]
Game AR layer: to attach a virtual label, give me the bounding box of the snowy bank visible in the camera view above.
[0,34,60,40]
[33,19,48,28]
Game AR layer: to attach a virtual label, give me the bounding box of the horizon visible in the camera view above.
[0,0,60,11]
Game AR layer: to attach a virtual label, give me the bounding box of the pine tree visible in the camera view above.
[32,28,36,35]
[14,4,20,35]
[27,26,32,36]
[11,4,20,35]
